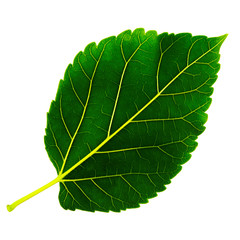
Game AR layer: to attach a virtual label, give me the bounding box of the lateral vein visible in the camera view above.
[59,39,112,175]
[96,135,192,154]
[61,172,174,182]
[156,34,188,92]
[107,34,153,136]
[131,100,210,123]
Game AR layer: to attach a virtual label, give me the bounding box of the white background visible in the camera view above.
[0,0,239,239]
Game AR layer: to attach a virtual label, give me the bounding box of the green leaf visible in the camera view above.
[7,28,227,212]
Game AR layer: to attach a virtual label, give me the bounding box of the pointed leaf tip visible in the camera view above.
[221,33,228,40]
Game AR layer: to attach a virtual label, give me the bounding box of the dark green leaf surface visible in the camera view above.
[44,29,226,212]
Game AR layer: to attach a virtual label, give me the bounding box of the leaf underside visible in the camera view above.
[44,28,226,212]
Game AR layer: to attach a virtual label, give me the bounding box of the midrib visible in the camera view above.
[59,37,225,180]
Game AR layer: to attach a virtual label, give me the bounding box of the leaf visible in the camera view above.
[7,28,227,212]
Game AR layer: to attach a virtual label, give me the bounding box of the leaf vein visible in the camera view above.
[62,182,83,209]
[73,181,106,211]
[91,179,126,210]
[60,94,73,139]
[68,68,85,107]
[120,176,144,201]
[48,122,65,161]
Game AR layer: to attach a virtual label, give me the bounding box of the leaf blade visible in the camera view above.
[44,29,226,212]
